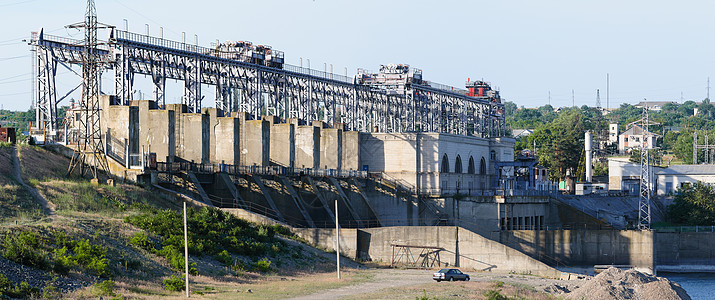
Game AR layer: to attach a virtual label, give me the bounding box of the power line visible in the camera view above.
[0,55,27,61]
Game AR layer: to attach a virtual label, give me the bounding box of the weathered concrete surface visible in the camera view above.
[500,230,655,274]
[296,125,320,169]
[656,231,715,271]
[214,115,240,165]
[270,123,295,167]
[342,131,360,171]
[359,226,560,278]
[135,100,175,163]
[242,119,270,166]
[175,113,209,163]
[320,128,342,170]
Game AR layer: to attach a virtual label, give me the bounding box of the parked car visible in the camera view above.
[432,268,470,282]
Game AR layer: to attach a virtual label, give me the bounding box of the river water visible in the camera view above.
[661,272,715,300]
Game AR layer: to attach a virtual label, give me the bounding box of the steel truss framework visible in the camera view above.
[638,106,652,230]
[32,28,505,138]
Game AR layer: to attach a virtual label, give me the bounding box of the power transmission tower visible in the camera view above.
[67,0,111,179]
[596,89,601,108]
[638,101,651,230]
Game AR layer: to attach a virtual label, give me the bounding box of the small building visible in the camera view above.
[0,125,16,144]
[609,123,619,144]
[608,158,661,195]
[618,125,659,153]
[656,165,715,195]
[512,129,533,139]
[634,101,676,111]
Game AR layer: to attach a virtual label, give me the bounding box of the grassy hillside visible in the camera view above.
[0,144,43,225]
[0,145,341,299]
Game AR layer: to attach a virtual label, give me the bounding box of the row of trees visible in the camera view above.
[505,98,715,180]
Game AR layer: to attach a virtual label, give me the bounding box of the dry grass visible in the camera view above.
[17,145,77,183]
[0,147,44,223]
[344,280,555,300]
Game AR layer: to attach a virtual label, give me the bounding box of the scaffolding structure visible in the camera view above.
[31,27,506,141]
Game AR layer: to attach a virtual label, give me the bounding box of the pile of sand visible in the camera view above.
[565,267,691,300]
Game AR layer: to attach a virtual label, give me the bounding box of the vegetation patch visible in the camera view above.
[668,182,715,225]
[126,206,289,274]
[0,274,40,299]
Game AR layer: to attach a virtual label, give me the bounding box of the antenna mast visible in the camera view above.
[638,99,652,230]
[67,0,110,179]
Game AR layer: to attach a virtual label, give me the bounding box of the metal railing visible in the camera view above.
[655,226,715,233]
[154,161,369,179]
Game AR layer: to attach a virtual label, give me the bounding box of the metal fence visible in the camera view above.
[155,161,369,179]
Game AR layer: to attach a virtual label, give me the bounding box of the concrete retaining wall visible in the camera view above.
[500,230,654,274]
[360,226,560,278]
[656,231,715,269]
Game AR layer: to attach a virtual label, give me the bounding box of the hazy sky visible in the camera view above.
[1,0,714,111]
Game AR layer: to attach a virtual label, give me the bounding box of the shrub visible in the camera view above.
[483,289,508,300]
[253,257,272,273]
[215,250,232,266]
[163,275,185,291]
[3,231,48,270]
[0,274,11,293]
[160,245,198,275]
[52,246,76,275]
[73,239,109,277]
[92,280,116,297]
[3,281,40,299]
[129,232,155,252]
[42,285,60,299]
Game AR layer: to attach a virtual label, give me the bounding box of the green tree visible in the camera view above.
[668,182,715,225]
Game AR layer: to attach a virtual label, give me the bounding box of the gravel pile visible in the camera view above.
[0,256,91,293]
[565,267,691,300]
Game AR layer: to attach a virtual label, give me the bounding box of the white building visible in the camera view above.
[608,158,660,195]
[359,132,514,195]
[618,125,659,153]
[609,123,619,144]
[656,165,715,195]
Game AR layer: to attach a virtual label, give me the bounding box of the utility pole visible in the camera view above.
[335,199,340,279]
[606,73,609,110]
[184,201,189,297]
[572,90,575,107]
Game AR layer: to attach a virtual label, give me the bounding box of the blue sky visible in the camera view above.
[1,0,714,111]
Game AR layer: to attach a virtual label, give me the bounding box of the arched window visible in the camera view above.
[490,150,497,161]
[468,156,475,174]
[441,154,450,173]
[455,155,463,173]
[480,157,486,175]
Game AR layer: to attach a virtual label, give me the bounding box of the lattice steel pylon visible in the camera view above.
[67,0,110,179]
[638,101,652,230]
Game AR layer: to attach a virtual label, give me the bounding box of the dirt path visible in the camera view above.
[287,269,434,300]
[11,145,55,216]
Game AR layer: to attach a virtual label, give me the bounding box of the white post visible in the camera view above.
[335,199,340,279]
[184,201,189,297]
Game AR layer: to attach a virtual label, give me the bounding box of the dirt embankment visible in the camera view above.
[559,267,691,300]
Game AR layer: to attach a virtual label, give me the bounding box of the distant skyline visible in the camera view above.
[1,0,713,111]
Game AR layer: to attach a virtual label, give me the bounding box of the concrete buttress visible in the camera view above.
[250,175,285,222]
[280,176,316,227]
